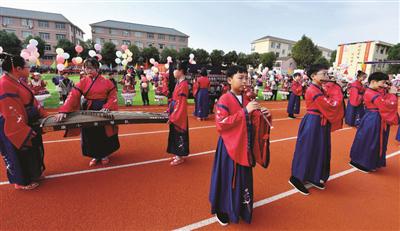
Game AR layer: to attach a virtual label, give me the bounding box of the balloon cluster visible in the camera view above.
[88,43,102,61]
[164,56,172,69]
[71,45,84,66]
[55,47,71,71]
[20,39,40,65]
[115,45,133,67]
[189,53,196,64]
[149,58,159,74]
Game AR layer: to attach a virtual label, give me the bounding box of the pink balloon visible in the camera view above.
[96,54,102,61]
[154,62,159,67]
[94,44,102,51]
[75,45,83,54]
[72,57,77,65]
[56,55,65,64]
[26,44,35,52]
[21,52,30,59]
[121,45,128,51]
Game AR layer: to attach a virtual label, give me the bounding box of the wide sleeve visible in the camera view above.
[314,83,344,125]
[348,85,363,106]
[103,82,118,111]
[373,93,398,125]
[169,83,188,130]
[0,90,33,149]
[59,80,84,113]
[291,82,303,96]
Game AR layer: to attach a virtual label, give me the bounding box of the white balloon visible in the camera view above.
[75,57,83,64]
[164,63,169,69]
[57,63,65,71]
[127,57,133,62]
[116,51,122,58]
[94,43,102,51]
[88,50,96,57]
[121,59,128,66]
[29,39,38,46]
[191,60,196,64]
[0,46,3,54]
[62,53,70,59]
[56,48,64,55]
[167,56,172,63]
[115,58,121,64]
[149,58,155,64]
[122,53,128,59]
[189,53,194,59]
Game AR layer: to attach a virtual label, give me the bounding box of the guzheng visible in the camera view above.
[37,110,169,132]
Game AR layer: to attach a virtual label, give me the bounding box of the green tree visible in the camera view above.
[101,42,117,67]
[259,52,277,69]
[237,52,249,67]
[224,51,238,66]
[160,47,178,63]
[54,39,76,60]
[141,47,160,64]
[291,35,322,68]
[330,50,337,64]
[194,48,209,65]
[210,49,225,67]
[177,47,195,61]
[387,43,400,73]
[0,30,22,55]
[247,52,260,68]
[23,36,46,57]
[313,56,330,67]
[128,44,141,65]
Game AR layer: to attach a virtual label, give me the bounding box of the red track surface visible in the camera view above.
[0,100,399,231]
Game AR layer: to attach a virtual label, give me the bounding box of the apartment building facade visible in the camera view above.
[251,35,333,60]
[90,20,189,52]
[0,7,84,62]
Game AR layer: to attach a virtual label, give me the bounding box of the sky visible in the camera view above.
[1,0,399,53]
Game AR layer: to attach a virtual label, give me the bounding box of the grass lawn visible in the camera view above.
[39,74,285,108]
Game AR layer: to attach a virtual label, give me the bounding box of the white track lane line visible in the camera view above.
[173,150,400,231]
[0,127,352,186]
[42,117,302,144]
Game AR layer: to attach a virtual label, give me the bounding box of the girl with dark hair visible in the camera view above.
[54,57,120,167]
[345,70,367,127]
[0,53,47,190]
[349,72,398,173]
[167,61,190,166]
[289,64,344,195]
[194,67,210,120]
[287,73,303,118]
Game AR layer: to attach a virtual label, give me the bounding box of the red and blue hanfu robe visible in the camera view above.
[287,80,303,115]
[194,76,210,119]
[345,80,366,127]
[350,88,398,170]
[209,91,271,224]
[0,74,47,185]
[59,75,120,159]
[167,79,189,156]
[291,83,344,183]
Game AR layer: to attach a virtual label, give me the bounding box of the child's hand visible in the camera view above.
[261,107,271,118]
[246,101,260,113]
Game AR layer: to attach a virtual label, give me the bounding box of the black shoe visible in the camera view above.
[216,212,229,226]
[349,161,370,173]
[308,181,325,190]
[289,176,310,195]
[288,114,296,118]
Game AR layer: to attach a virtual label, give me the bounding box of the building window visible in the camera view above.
[271,42,275,48]
[135,32,142,37]
[168,44,176,50]
[159,44,165,49]
[95,27,103,33]
[277,43,281,49]
[39,32,50,40]
[288,45,292,51]
[2,17,13,25]
[282,49,285,55]
[44,45,51,51]
[147,42,154,47]
[110,29,118,35]
[42,55,54,60]
[169,35,176,41]
[135,41,143,48]
[122,40,131,45]
[21,19,33,28]
[56,34,66,40]
[22,31,33,39]
[111,39,119,45]
[147,33,154,39]
[38,20,49,28]
[275,52,279,57]
[158,34,165,40]
[380,49,384,54]
[179,37,186,42]
[4,29,16,34]
[123,30,130,36]
[55,22,66,29]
